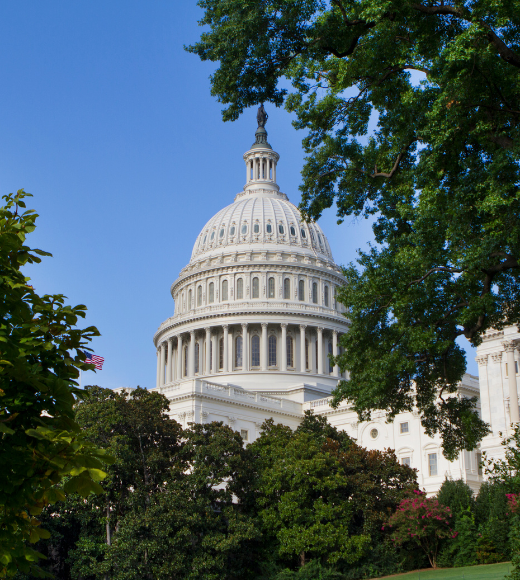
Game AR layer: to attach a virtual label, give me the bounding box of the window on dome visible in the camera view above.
[195,342,200,374]
[254,223,260,234]
[266,223,272,233]
[290,226,296,236]
[230,225,236,236]
[252,277,259,298]
[318,233,322,244]
[328,341,333,373]
[241,224,248,234]
[251,335,260,367]
[312,282,318,304]
[220,228,225,238]
[286,336,294,368]
[278,224,284,234]
[300,228,306,238]
[222,280,228,301]
[236,278,243,299]
[269,335,277,367]
[188,289,192,309]
[310,230,315,242]
[211,231,215,241]
[268,277,275,298]
[219,338,224,370]
[235,336,243,368]
[283,278,290,299]
[197,286,202,307]
[298,279,305,301]
[324,285,329,307]
[209,282,214,303]
[203,235,207,244]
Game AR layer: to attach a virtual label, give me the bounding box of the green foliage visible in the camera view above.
[437,479,476,524]
[0,190,110,578]
[438,508,478,568]
[188,0,520,458]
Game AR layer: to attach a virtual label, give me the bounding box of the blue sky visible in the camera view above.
[0,1,477,389]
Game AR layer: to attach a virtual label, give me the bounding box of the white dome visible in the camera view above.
[191,191,334,264]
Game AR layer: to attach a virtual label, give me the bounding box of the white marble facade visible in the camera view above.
[151,118,511,494]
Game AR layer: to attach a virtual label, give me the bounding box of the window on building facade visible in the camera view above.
[401,457,411,467]
[298,279,305,301]
[284,278,291,299]
[301,228,306,238]
[195,342,200,374]
[305,338,309,370]
[287,336,294,368]
[197,286,202,306]
[219,338,224,370]
[328,341,333,373]
[184,346,188,377]
[251,335,260,367]
[235,336,243,368]
[241,429,249,441]
[209,282,214,303]
[269,335,277,366]
[400,422,409,434]
[188,289,192,308]
[477,452,482,475]
[315,339,318,370]
[222,280,228,301]
[428,453,438,476]
[252,277,259,298]
[268,277,275,298]
[324,285,329,307]
[236,278,243,299]
[312,282,318,304]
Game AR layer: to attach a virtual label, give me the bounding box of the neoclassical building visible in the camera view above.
[152,110,516,494]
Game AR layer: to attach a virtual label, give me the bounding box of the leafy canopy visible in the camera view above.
[0,191,110,578]
[188,0,520,458]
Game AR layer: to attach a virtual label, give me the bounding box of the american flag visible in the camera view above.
[84,351,105,370]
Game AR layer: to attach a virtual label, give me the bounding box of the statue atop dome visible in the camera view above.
[257,103,268,128]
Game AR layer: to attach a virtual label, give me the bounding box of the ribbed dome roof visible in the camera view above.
[190,191,333,263]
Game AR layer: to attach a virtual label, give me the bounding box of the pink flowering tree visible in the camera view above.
[383,490,455,568]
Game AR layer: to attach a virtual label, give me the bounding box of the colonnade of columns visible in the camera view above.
[246,155,276,183]
[503,340,520,424]
[156,322,345,388]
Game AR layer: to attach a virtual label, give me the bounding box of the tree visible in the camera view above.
[384,490,455,568]
[188,0,520,458]
[0,191,110,578]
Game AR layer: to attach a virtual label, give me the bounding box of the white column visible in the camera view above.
[205,327,211,375]
[242,323,249,371]
[273,159,276,182]
[188,331,195,377]
[261,323,268,370]
[317,327,323,375]
[177,335,183,379]
[159,342,166,386]
[300,325,306,372]
[246,159,249,183]
[281,323,287,372]
[504,341,519,424]
[156,348,161,388]
[333,330,339,377]
[311,333,317,374]
[166,338,173,384]
[212,333,218,373]
[223,325,229,372]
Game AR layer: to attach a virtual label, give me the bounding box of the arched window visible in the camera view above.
[286,336,294,368]
[328,341,333,373]
[300,228,306,239]
[211,231,215,241]
[197,286,202,306]
[324,285,329,307]
[184,346,188,377]
[278,224,284,234]
[222,280,228,301]
[195,342,200,374]
[312,282,318,304]
[219,338,224,370]
[305,338,309,370]
[241,223,248,234]
[268,335,277,367]
[209,282,214,303]
[188,289,192,308]
[230,225,235,236]
[219,228,225,238]
[268,277,275,298]
[290,226,296,236]
[284,278,291,300]
[251,335,260,367]
[266,223,272,233]
[252,277,259,298]
[235,336,243,368]
[298,279,305,301]
[237,278,243,299]
[253,223,260,233]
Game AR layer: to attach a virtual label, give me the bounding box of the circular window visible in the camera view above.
[290,226,296,236]
[254,223,260,233]
[266,223,272,233]
[210,231,215,241]
[219,228,225,238]
[279,224,284,234]
[300,228,306,238]
[230,226,235,236]
[241,224,248,234]
[370,428,378,439]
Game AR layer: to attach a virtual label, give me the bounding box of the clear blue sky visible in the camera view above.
[0,1,477,389]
